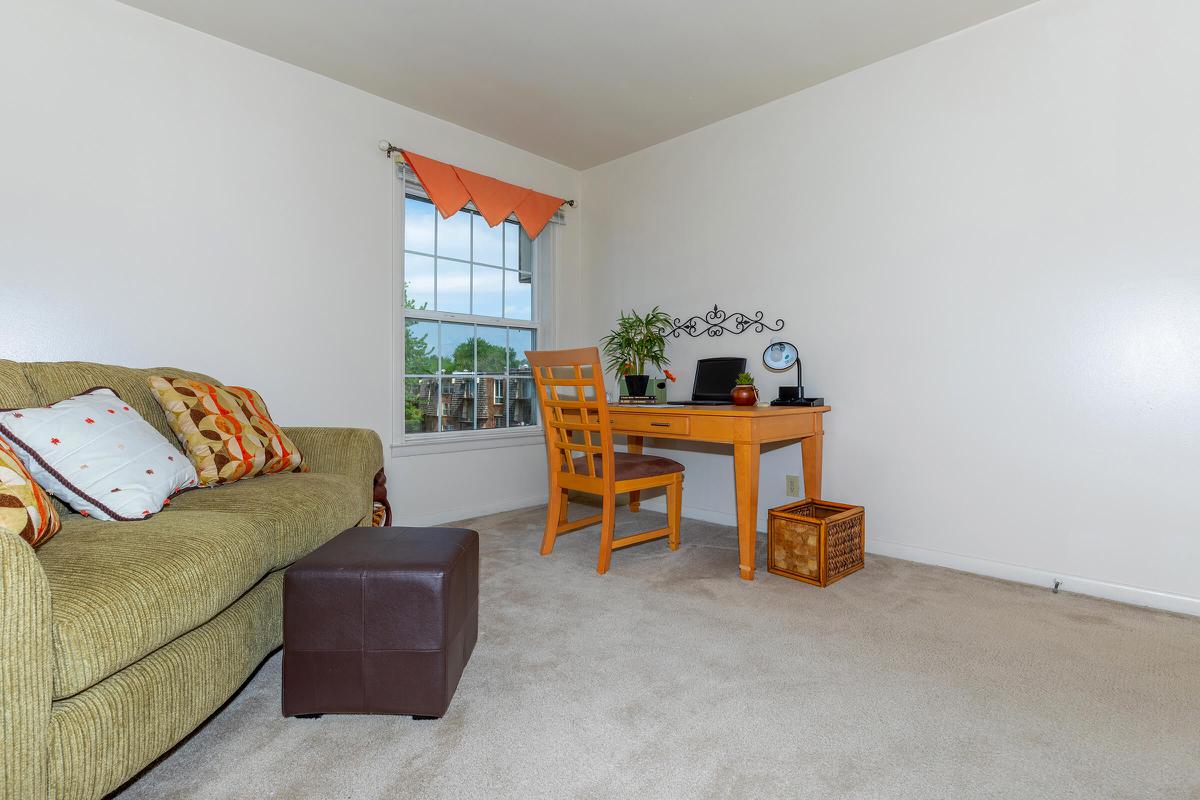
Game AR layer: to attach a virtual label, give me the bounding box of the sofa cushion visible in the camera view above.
[163,472,367,571]
[36,510,274,699]
[21,362,222,447]
[0,359,40,409]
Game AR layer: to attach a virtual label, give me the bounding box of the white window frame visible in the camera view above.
[391,164,558,456]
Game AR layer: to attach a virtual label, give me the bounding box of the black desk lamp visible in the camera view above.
[762,341,824,407]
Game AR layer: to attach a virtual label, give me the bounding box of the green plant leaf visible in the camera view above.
[599,306,674,379]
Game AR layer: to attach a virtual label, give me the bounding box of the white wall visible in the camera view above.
[576,0,1200,614]
[4,0,1197,615]
[0,0,579,524]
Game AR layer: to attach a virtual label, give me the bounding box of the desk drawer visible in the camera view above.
[612,414,690,436]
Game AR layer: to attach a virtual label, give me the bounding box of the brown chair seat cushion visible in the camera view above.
[568,452,684,481]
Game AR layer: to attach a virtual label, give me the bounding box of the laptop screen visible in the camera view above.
[692,357,747,401]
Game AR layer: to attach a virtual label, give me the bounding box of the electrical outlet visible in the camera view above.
[785,474,801,498]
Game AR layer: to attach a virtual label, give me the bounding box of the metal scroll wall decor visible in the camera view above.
[667,305,785,338]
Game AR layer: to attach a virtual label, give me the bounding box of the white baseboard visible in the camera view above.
[867,539,1200,617]
[641,498,741,527]
[399,495,1200,617]
[396,493,547,528]
[642,499,1200,617]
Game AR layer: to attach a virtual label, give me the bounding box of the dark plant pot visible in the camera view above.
[624,374,650,397]
[731,385,758,406]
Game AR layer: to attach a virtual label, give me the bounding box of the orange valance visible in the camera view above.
[399,150,565,239]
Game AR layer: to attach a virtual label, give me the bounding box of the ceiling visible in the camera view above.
[118,0,1038,169]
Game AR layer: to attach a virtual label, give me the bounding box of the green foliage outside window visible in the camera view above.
[405,285,434,426]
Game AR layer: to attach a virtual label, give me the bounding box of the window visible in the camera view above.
[399,194,545,442]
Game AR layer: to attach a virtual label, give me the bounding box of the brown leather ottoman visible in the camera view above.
[282,526,479,720]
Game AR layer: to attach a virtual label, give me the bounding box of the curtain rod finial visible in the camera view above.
[379,140,402,157]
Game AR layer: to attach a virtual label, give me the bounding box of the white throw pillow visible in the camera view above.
[0,387,199,521]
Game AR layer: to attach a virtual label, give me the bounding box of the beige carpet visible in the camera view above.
[112,505,1200,800]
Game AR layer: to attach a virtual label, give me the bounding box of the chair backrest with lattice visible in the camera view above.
[525,347,615,485]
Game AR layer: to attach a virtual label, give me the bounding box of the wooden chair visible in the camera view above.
[526,347,684,574]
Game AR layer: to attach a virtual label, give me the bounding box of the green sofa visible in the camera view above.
[0,360,383,800]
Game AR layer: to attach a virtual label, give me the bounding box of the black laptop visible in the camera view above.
[674,357,747,405]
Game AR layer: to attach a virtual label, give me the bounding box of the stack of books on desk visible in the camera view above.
[618,395,658,405]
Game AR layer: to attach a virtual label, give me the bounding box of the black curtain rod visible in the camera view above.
[378,140,575,208]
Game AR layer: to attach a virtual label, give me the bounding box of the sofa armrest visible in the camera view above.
[284,427,384,523]
[1,530,53,800]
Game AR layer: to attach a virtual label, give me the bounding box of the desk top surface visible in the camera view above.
[607,403,829,417]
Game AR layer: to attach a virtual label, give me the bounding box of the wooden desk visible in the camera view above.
[608,404,829,581]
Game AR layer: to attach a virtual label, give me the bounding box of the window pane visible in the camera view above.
[436,259,470,314]
[405,377,440,434]
[475,325,508,373]
[404,198,435,255]
[437,210,471,261]
[440,376,473,432]
[504,221,520,268]
[504,270,533,320]
[402,195,543,439]
[475,377,507,430]
[472,265,503,318]
[458,376,492,431]
[519,227,533,270]
[507,378,537,427]
[404,318,438,374]
[440,321,475,374]
[508,328,534,373]
[403,253,434,312]
[473,214,503,266]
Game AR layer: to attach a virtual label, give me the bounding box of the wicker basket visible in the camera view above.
[767,499,865,587]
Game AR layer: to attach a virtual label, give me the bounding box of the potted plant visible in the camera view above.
[600,307,673,397]
[731,372,758,406]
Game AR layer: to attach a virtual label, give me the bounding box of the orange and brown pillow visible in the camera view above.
[148,377,308,486]
[0,435,61,547]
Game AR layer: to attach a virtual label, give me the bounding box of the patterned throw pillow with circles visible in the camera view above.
[0,434,61,546]
[0,387,199,521]
[147,376,308,486]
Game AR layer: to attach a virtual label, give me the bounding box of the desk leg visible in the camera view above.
[801,433,824,500]
[626,435,643,512]
[733,442,761,581]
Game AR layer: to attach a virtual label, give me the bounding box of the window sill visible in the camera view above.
[390,428,545,458]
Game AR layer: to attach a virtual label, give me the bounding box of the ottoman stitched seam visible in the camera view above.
[360,569,367,711]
